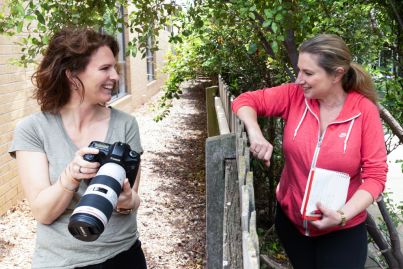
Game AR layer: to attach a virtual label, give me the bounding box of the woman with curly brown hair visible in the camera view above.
[9,27,147,269]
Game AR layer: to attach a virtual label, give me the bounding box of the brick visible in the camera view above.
[0,54,22,65]
[0,201,13,216]
[5,186,18,200]
[0,81,33,94]
[0,108,28,125]
[0,180,13,196]
[0,162,15,177]
[0,131,13,145]
[0,64,29,74]
[0,72,28,85]
[0,120,18,133]
[0,169,18,185]
[0,152,12,163]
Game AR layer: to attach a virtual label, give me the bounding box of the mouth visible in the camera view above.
[102,83,114,92]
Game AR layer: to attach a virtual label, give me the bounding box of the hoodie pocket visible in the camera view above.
[278,184,303,227]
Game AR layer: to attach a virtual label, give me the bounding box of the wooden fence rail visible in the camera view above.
[206,76,259,269]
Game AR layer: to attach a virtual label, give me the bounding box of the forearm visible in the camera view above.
[340,189,374,222]
[236,106,262,135]
[30,169,80,224]
[132,190,141,210]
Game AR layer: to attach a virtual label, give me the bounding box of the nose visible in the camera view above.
[295,72,304,84]
[111,66,120,81]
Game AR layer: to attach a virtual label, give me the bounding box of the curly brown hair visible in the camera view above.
[32,27,119,113]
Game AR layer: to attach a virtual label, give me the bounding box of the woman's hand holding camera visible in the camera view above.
[60,147,100,192]
[69,147,100,180]
[116,179,140,212]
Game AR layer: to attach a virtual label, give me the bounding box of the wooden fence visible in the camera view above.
[205,77,259,268]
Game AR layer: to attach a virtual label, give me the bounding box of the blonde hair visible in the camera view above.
[299,34,378,104]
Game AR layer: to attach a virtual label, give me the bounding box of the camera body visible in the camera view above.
[83,141,140,187]
[68,141,141,242]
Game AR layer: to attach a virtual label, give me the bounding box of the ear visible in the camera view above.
[333,67,345,83]
[65,70,79,90]
[65,69,73,81]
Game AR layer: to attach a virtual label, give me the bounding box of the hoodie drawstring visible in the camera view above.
[293,103,358,154]
[293,106,308,140]
[344,119,355,153]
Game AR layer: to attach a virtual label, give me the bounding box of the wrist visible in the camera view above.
[337,210,347,226]
[65,166,81,186]
[59,176,78,192]
[117,191,140,212]
[115,207,133,215]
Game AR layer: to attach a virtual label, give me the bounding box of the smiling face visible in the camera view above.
[76,45,119,104]
[296,52,339,100]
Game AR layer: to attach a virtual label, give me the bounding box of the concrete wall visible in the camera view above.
[0,27,171,215]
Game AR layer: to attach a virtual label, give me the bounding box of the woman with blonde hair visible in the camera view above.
[232,34,387,268]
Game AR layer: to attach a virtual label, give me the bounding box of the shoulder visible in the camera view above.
[16,111,54,131]
[350,92,379,114]
[269,83,304,101]
[110,107,140,131]
[111,107,137,122]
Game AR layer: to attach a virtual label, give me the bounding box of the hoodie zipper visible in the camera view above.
[302,102,361,235]
[304,130,325,236]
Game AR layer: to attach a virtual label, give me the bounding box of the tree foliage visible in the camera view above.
[0,0,180,65]
[0,0,402,266]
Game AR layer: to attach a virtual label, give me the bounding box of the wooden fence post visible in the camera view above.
[223,158,243,268]
[206,134,236,268]
[206,86,220,137]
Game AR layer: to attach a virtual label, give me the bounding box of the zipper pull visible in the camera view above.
[318,135,324,147]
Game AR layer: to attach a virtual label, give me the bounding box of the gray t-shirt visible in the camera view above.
[8,107,143,269]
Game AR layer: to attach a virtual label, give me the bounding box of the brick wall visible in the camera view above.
[0,34,39,215]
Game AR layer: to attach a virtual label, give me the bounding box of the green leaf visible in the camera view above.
[35,10,46,25]
[247,43,257,54]
[264,9,273,19]
[16,21,23,33]
[272,22,278,33]
[272,40,278,53]
[15,3,25,17]
[262,20,270,28]
[275,13,283,22]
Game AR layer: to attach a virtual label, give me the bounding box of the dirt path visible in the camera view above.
[0,81,208,269]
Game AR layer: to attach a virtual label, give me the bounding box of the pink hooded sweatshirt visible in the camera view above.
[232,83,388,236]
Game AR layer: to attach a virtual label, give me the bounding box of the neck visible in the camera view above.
[59,98,109,131]
[318,87,347,109]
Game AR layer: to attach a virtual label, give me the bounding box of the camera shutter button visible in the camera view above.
[84,154,95,161]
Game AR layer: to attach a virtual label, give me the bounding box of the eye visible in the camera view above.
[100,65,112,71]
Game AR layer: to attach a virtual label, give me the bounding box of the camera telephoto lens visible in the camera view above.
[68,162,126,242]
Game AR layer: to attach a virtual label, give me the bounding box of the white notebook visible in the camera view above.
[300,167,350,220]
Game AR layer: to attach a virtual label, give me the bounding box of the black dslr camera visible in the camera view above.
[83,141,141,187]
[68,141,141,242]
